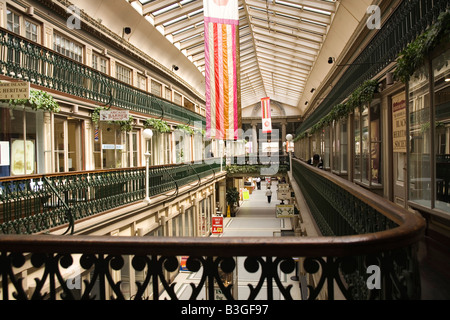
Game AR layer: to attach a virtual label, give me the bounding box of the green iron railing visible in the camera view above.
[291,159,424,299]
[0,158,425,300]
[0,28,205,127]
[0,160,221,235]
[298,0,449,135]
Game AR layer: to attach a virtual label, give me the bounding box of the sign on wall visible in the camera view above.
[99,110,129,121]
[276,205,295,218]
[0,81,30,100]
[212,216,224,234]
[392,92,407,153]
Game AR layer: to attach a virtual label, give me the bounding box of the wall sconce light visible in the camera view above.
[122,27,131,38]
[172,64,179,71]
[328,57,335,64]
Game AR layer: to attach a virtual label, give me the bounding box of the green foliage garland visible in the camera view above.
[176,124,195,135]
[8,90,60,113]
[144,118,171,133]
[394,10,450,83]
[301,79,378,137]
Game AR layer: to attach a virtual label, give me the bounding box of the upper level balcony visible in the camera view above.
[0,157,425,300]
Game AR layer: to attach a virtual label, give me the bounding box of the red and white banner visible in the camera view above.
[204,0,239,140]
[261,97,272,133]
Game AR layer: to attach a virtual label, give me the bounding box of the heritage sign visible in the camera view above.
[0,81,30,100]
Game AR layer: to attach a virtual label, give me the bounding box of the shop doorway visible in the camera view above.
[54,117,83,172]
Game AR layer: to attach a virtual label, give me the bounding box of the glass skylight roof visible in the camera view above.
[132,0,337,108]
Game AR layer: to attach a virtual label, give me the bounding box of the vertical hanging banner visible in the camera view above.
[261,97,272,133]
[204,0,239,140]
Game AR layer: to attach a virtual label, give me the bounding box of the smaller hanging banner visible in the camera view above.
[261,97,272,133]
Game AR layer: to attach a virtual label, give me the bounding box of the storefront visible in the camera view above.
[0,104,44,177]
[408,47,450,214]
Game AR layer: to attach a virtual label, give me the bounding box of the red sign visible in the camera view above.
[212,216,223,234]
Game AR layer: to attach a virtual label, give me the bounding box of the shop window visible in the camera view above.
[125,130,138,167]
[332,120,348,174]
[137,74,147,91]
[173,129,191,163]
[92,53,109,74]
[151,80,162,97]
[174,92,182,105]
[152,131,170,166]
[25,20,39,42]
[165,87,172,101]
[7,9,20,34]
[53,117,83,172]
[434,49,450,212]
[93,123,125,169]
[115,63,132,85]
[6,8,42,44]
[408,64,431,207]
[321,127,331,170]
[354,103,382,187]
[0,107,42,177]
[53,33,83,63]
[184,98,194,111]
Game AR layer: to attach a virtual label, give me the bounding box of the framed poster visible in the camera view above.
[11,140,35,175]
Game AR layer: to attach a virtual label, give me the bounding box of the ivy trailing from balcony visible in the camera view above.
[144,118,171,133]
[8,90,60,113]
[394,10,450,83]
[91,106,134,132]
[176,124,195,135]
[304,79,378,137]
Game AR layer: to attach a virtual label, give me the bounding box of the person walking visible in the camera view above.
[265,188,272,203]
[256,177,261,189]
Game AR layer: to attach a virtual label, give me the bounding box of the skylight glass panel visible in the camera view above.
[275,0,302,10]
[303,6,332,16]
[163,15,188,27]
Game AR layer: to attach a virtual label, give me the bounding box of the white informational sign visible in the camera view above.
[261,142,278,153]
[276,205,295,218]
[0,81,30,100]
[0,141,10,166]
[99,110,129,121]
[102,144,124,150]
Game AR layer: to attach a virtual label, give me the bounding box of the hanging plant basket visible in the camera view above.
[144,118,171,133]
[8,90,60,113]
[294,79,378,140]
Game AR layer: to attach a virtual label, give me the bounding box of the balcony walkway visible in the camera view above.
[162,180,302,300]
[161,178,450,300]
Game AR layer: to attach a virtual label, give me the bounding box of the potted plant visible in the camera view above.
[226,187,239,217]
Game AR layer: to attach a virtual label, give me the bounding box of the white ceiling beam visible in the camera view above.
[250,19,323,44]
[172,24,204,43]
[252,31,319,57]
[164,14,204,34]
[248,9,327,35]
[245,0,332,25]
[142,0,178,16]
[154,1,204,26]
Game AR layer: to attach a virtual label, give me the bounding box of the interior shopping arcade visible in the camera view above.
[0,0,450,300]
